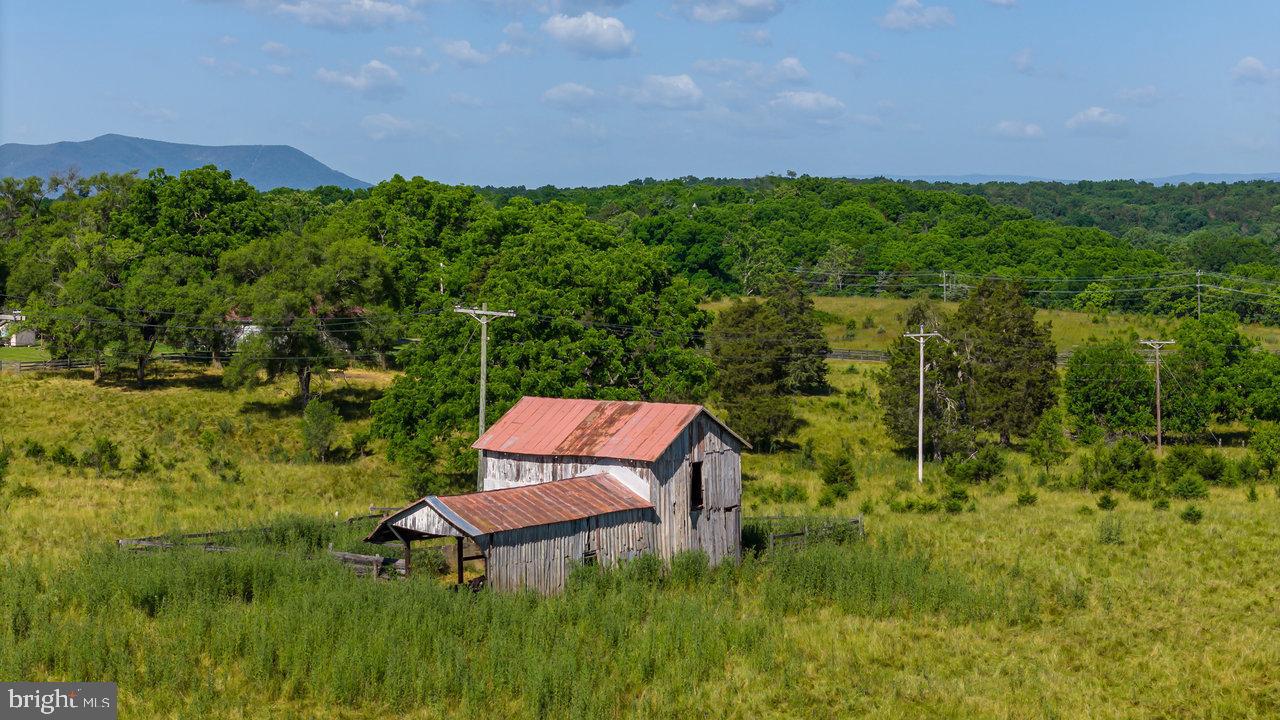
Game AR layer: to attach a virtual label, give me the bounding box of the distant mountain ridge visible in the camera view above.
[0,134,370,190]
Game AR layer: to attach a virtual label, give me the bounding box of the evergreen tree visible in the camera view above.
[762,274,830,395]
[875,302,974,460]
[952,279,1058,445]
[706,299,798,452]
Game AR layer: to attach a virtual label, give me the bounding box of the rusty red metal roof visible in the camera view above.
[430,473,652,535]
[473,396,746,462]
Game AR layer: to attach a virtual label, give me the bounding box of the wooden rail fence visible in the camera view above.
[748,515,866,550]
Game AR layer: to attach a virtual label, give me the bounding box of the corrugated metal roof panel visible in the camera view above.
[434,473,652,534]
[473,396,741,462]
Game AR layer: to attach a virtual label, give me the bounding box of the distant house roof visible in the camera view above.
[366,473,652,542]
[473,397,748,462]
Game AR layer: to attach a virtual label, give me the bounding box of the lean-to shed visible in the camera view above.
[367,397,749,593]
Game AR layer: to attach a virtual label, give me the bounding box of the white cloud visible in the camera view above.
[986,0,1016,6]
[497,22,535,56]
[1232,56,1280,84]
[1116,84,1161,106]
[834,51,877,74]
[740,28,771,47]
[261,41,294,58]
[1065,106,1126,136]
[198,56,259,77]
[266,63,293,76]
[272,0,420,30]
[769,90,845,115]
[542,82,603,109]
[880,0,954,31]
[441,39,491,67]
[217,34,239,46]
[992,120,1043,140]
[315,59,404,100]
[386,45,439,73]
[360,112,417,140]
[542,12,635,58]
[623,74,704,109]
[675,0,784,23]
[693,56,809,86]
[1011,47,1034,75]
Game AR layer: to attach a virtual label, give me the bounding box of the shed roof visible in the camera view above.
[473,396,748,462]
[366,473,653,542]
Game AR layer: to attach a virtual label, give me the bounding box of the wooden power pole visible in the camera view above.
[905,324,945,484]
[455,304,516,489]
[1140,339,1175,454]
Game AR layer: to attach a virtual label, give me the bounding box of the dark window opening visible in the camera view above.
[690,461,704,511]
[582,551,598,566]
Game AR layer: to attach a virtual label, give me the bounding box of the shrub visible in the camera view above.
[1231,455,1262,486]
[797,438,817,470]
[942,483,970,514]
[820,446,858,492]
[1152,497,1170,511]
[1197,451,1228,485]
[944,445,1006,485]
[0,445,10,491]
[1097,515,1123,545]
[130,448,155,475]
[1016,489,1038,507]
[301,399,341,462]
[1250,422,1280,476]
[1246,484,1259,503]
[1170,470,1208,500]
[50,445,77,468]
[350,428,374,457]
[1096,493,1118,511]
[81,437,122,474]
[21,438,45,460]
[748,481,808,504]
[1079,438,1156,495]
[816,485,846,507]
[1180,505,1204,524]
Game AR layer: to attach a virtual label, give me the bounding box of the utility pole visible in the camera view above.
[1140,339,1175,455]
[455,304,516,489]
[1195,270,1202,319]
[905,324,946,485]
[941,270,948,302]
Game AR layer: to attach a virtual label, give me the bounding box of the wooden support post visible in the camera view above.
[455,537,464,585]
[402,538,412,577]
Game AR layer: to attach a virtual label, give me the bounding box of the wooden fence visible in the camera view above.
[115,513,420,579]
[746,515,866,551]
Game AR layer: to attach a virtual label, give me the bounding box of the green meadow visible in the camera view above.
[1,302,1278,718]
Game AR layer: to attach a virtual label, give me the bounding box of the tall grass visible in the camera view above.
[0,533,1030,718]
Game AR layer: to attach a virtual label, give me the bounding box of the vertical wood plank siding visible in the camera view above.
[484,508,656,594]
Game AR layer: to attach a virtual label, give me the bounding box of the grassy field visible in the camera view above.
[2,336,1280,716]
[0,345,50,362]
[705,295,1280,354]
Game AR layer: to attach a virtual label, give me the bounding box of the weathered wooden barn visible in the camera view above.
[367,397,748,593]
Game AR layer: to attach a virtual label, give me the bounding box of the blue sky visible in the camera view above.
[3,0,1279,186]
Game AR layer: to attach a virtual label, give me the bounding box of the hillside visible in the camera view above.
[0,134,370,190]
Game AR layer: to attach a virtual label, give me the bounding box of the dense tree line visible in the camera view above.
[5,166,1280,489]
[483,175,1280,323]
